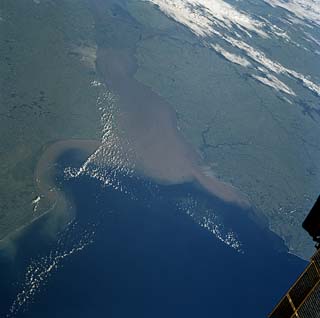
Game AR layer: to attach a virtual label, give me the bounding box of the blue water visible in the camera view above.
[0,150,306,317]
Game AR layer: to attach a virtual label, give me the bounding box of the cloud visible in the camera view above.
[264,0,320,27]
[211,44,252,67]
[149,0,268,37]
[224,35,320,96]
[147,0,320,99]
[252,74,296,96]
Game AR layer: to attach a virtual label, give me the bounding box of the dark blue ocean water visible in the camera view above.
[0,150,306,318]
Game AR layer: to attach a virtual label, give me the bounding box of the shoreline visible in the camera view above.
[1,13,250,250]
[34,139,101,198]
[0,139,101,252]
[0,128,249,251]
[96,46,250,208]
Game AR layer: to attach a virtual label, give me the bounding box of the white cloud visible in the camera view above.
[224,35,320,96]
[252,74,296,96]
[305,32,320,47]
[148,0,320,98]
[265,0,320,27]
[148,0,268,37]
[211,44,251,67]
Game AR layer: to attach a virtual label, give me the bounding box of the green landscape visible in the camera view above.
[0,0,319,260]
[0,0,102,244]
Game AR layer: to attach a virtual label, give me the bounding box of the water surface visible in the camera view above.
[0,150,306,318]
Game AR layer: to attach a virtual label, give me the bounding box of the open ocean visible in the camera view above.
[0,149,306,318]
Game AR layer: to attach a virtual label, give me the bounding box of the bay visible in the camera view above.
[0,149,306,317]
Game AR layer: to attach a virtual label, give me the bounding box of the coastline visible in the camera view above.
[0,126,249,254]
[96,46,250,208]
[0,139,100,253]
[0,10,250,251]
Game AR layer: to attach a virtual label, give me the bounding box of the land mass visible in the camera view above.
[1,0,319,260]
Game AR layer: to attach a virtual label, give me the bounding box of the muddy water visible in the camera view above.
[0,140,101,253]
[96,47,249,207]
[33,140,101,236]
[35,140,100,200]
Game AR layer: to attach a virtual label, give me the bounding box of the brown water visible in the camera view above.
[0,140,100,253]
[35,139,100,200]
[33,139,101,238]
[96,47,250,207]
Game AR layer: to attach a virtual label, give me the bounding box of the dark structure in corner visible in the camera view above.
[269,196,320,318]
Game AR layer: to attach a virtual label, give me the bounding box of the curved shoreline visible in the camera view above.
[1,15,250,249]
[96,46,250,208]
[0,50,250,252]
[34,139,101,200]
[33,139,101,234]
[0,139,101,252]
[0,129,248,253]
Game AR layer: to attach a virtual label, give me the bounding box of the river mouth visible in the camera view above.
[1,0,249,254]
[0,140,101,255]
[95,45,250,207]
[0,147,306,318]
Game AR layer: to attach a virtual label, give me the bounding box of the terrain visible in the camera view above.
[0,0,319,259]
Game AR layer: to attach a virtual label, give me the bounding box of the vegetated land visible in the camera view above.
[1,0,319,261]
[0,0,102,242]
[124,1,320,259]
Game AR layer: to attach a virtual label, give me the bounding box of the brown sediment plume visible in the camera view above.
[31,46,249,217]
[0,140,100,253]
[96,47,250,208]
[33,139,101,234]
[34,139,101,222]
[35,139,100,199]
